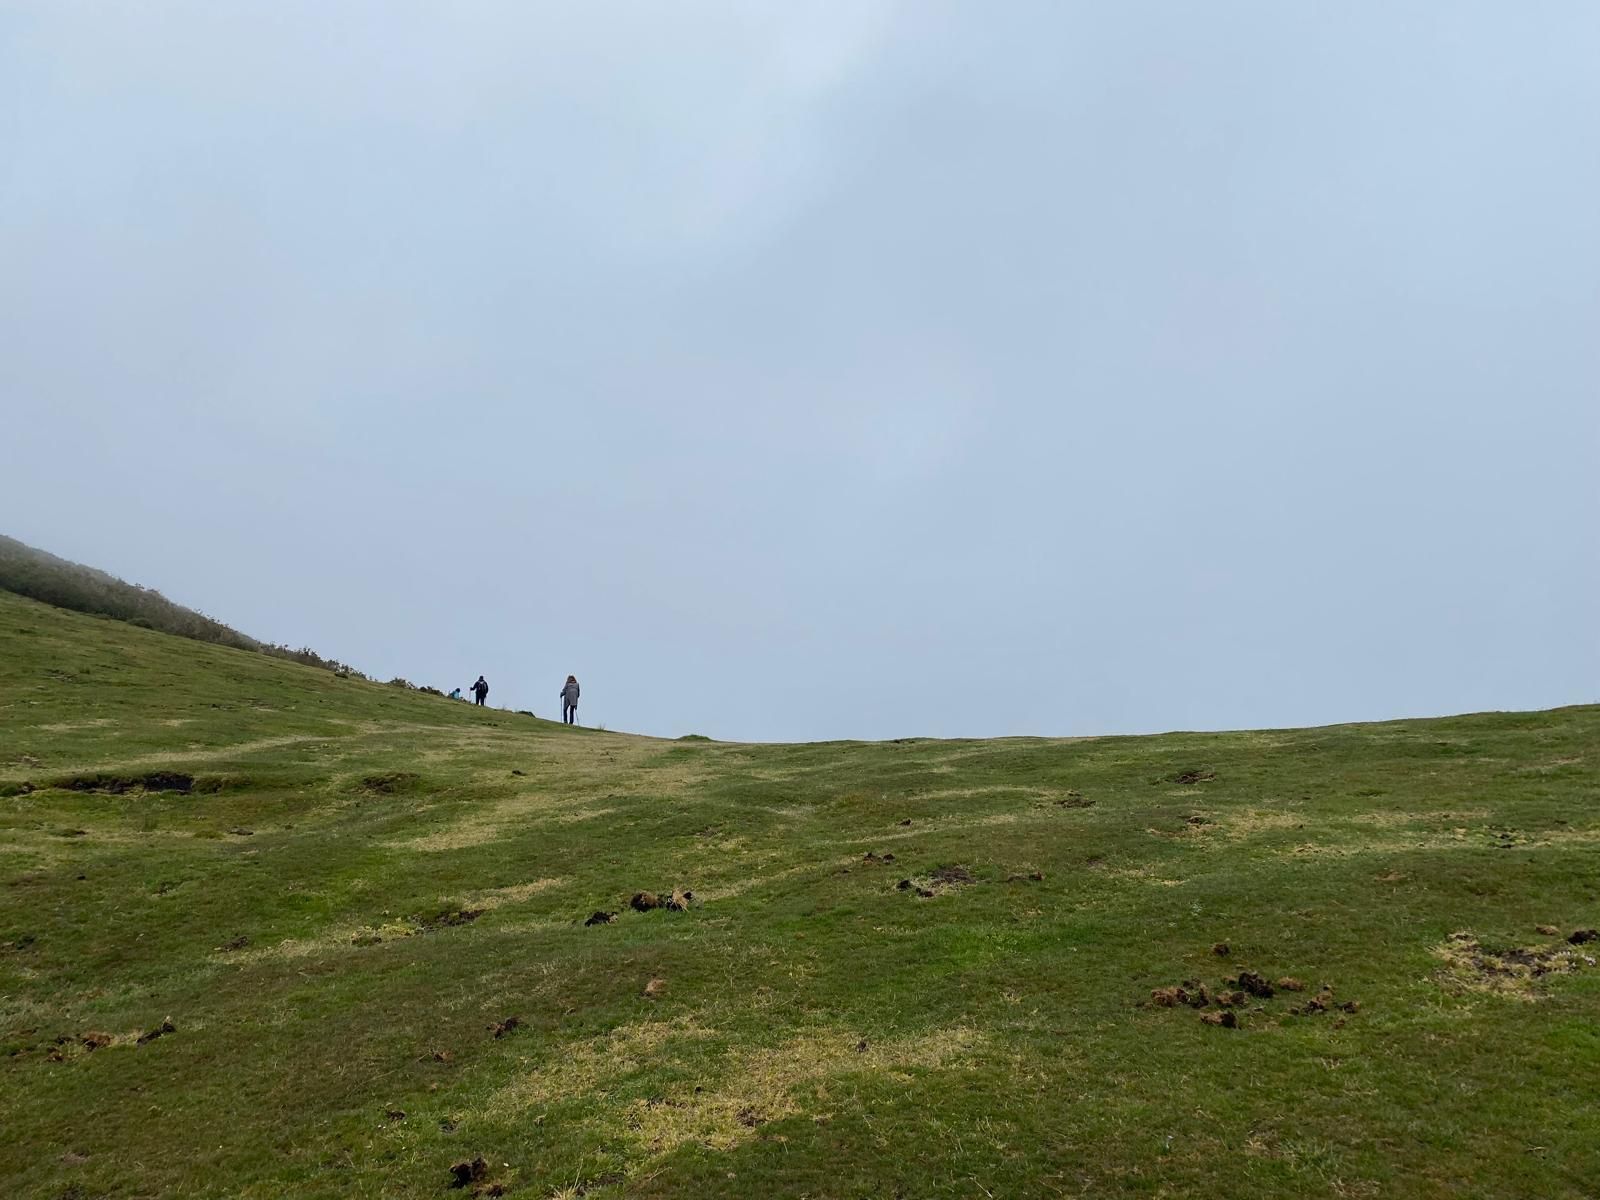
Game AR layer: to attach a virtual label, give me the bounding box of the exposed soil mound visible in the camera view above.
[488,1017,521,1039]
[1054,792,1094,808]
[631,889,695,912]
[1231,971,1275,999]
[136,1019,175,1046]
[59,772,194,795]
[1199,1010,1236,1028]
[930,865,974,886]
[449,1156,488,1188]
[863,851,897,865]
[1568,929,1598,946]
[584,911,615,926]
[359,772,421,795]
[1164,769,1216,786]
[416,908,485,931]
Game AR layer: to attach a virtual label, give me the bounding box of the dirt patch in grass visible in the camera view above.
[1163,768,1216,786]
[1232,970,1275,999]
[1434,931,1598,999]
[136,1019,176,1045]
[57,771,194,794]
[359,772,422,795]
[449,1156,488,1188]
[415,906,486,931]
[489,1016,522,1039]
[456,878,563,912]
[1217,809,1306,839]
[897,863,978,898]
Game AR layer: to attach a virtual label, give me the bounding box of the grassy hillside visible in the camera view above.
[2,587,1597,1199]
[0,533,364,678]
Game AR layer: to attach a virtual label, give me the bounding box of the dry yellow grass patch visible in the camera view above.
[391,794,616,852]
[1282,825,1600,860]
[1348,808,1489,829]
[35,719,117,732]
[867,811,1027,846]
[235,918,423,962]
[234,880,564,961]
[487,1020,982,1160]
[1514,756,1586,774]
[1218,809,1307,837]
[697,855,858,902]
[491,1016,717,1114]
[914,785,1054,803]
[1432,931,1595,1000]
[460,877,565,911]
[41,733,328,777]
[1102,865,1187,886]
[621,1025,982,1153]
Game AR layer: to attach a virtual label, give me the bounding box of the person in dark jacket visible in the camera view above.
[472,676,489,706]
[560,676,580,725]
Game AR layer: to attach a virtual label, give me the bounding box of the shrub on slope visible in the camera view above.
[0,533,365,678]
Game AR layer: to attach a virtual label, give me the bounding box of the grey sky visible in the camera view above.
[4,2,1596,741]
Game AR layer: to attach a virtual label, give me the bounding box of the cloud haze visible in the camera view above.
[4,2,1597,740]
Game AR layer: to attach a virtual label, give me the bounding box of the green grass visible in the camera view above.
[2,587,1598,1198]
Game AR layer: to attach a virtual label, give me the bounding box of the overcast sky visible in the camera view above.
[4,2,1596,741]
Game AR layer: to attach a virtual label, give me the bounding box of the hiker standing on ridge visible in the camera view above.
[560,675,580,725]
[472,676,489,706]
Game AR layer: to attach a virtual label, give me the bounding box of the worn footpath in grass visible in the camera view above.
[2,589,1598,1198]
